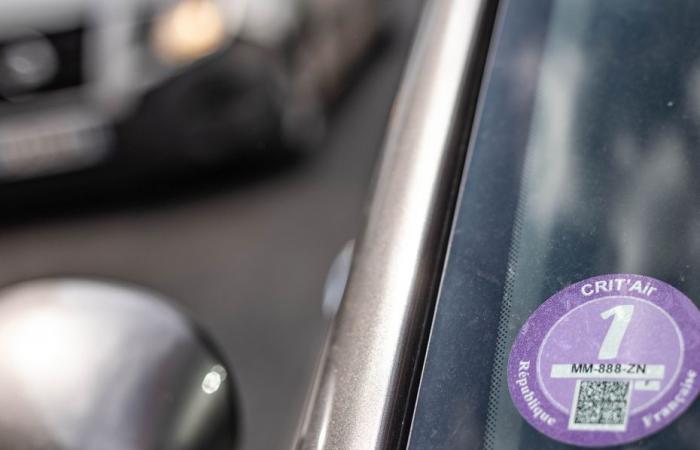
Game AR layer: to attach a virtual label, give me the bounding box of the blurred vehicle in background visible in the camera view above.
[0,0,384,185]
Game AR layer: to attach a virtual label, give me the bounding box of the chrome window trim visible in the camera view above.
[296,0,494,448]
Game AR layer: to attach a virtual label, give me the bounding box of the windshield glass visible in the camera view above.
[409,0,700,448]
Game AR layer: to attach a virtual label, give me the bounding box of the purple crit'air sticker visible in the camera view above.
[508,274,700,447]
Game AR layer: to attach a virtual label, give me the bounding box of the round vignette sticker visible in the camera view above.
[507,274,700,447]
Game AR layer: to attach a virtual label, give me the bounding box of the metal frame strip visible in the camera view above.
[297,0,494,447]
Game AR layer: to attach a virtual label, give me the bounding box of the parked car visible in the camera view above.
[0,0,384,185]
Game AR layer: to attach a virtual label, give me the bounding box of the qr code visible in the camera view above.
[568,380,632,431]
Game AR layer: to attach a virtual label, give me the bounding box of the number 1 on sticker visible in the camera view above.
[598,305,634,360]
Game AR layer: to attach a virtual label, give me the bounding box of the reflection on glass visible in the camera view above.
[485,1,700,449]
[410,0,700,448]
